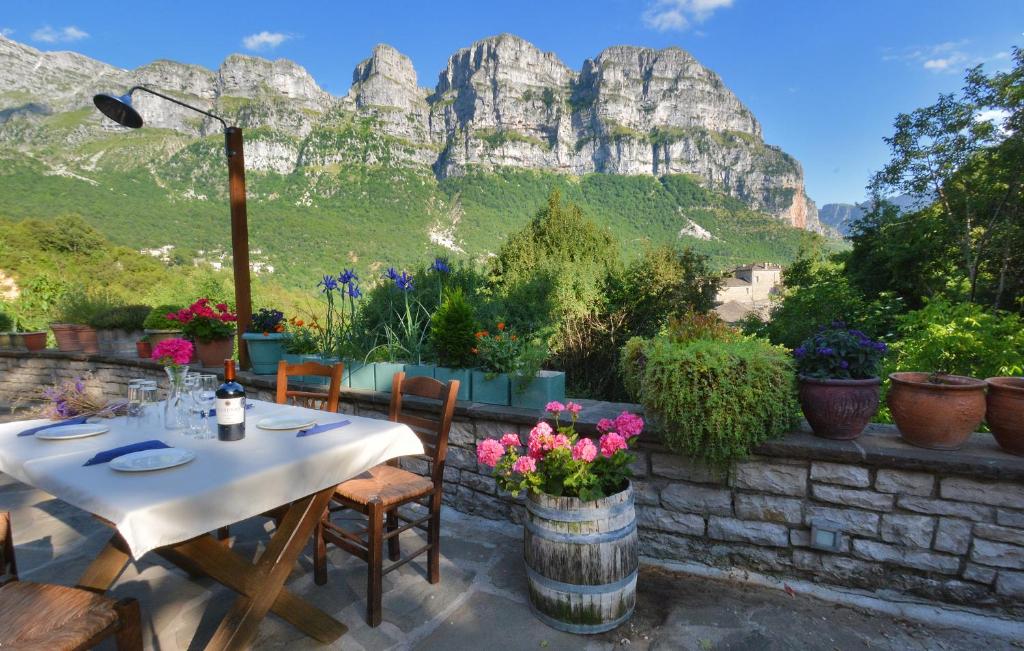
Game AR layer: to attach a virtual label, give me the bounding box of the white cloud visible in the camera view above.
[642,0,734,32]
[882,40,983,74]
[31,25,89,43]
[923,57,956,71]
[1,28,14,38]
[242,31,290,51]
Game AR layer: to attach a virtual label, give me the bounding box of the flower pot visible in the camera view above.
[242,332,290,375]
[525,483,637,633]
[15,332,47,351]
[50,323,82,352]
[344,359,376,390]
[798,376,881,440]
[75,325,99,354]
[301,355,339,386]
[888,372,987,450]
[373,362,405,393]
[194,337,234,368]
[97,329,143,356]
[144,328,184,347]
[136,340,153,359]
[434,366,471,401]
[471,370,510,406]
[511,370,566,411]
[281,353,310,383]
[985,377,1024,456]
[403,363,436,379]
[0,333,12,349]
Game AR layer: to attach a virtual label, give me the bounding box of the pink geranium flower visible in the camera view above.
[597,418,616,433]
[614,412,645,438]
[572,438,598,462]
[499,432,521,448]
[599,432,628,458]
[545,401,566,414]
[151,338,193,367]
[512,456,537,474]
[476,439,505,467]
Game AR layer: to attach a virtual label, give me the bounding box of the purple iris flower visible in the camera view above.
[348,284,363,299]
[430,257,450,274]
[383,267,399,281]
[338,269,358,285]
[395,271,414,292]
[318,274,339,292]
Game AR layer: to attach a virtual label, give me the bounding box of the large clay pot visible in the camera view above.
[19,332,47,351]
[985,377,1024,456]
[136,340,153,359]
[50,323,82,352]
[799,376,881,440]
[76,325,99,354]
[194,337,234,368]
[888,372,987,450]
[144,329,184,347]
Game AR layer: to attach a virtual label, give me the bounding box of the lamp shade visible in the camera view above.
[93,93,143,128]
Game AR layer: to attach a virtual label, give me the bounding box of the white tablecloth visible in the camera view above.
[0,400,423,558]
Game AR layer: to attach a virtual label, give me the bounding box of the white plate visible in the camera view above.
[110,448,196,472]
[256,415,316,430]
[35,423,110,440]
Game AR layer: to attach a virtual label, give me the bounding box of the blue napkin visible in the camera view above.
[296,420,352,438]
[208,402,255,416]
[84,440,170,466]
[17,415,90,437]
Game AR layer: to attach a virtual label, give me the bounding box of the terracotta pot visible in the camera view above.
[799,376,881,440]
[50,323,82,352]
[144,329,184,347]
[20,332,47,351]
[136,340,153,359]
[75,325,99,354]
[985,377,1024,456]
[887,372,987,450]
[195,337,234,368]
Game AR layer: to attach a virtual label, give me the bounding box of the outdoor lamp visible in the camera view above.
[93,86,252,369]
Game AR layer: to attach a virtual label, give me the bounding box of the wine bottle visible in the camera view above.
[216,359,246,441]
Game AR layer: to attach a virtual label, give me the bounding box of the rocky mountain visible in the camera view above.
[818,194,928,235]
[0,33,819,231]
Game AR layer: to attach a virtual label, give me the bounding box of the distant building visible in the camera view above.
[714,262,783,323]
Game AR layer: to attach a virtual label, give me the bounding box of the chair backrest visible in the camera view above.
[387,372,459,484]
[0,511,17,584]
[276,360,344,413]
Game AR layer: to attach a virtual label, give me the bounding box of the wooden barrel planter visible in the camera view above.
[524,483,638,634]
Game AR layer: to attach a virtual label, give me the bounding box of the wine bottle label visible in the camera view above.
[216,398,246,425]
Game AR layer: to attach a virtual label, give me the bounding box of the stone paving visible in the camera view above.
[2,470,1021,650]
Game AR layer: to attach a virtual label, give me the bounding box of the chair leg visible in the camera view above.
[113,598,143,651]
[428,493,442,585]
[216,526,230,546]
[313,514,328,586]
[367,498,384,627]
[386,509,400,562]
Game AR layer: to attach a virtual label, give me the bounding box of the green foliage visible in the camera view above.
[665,311,742,345]
[0,307,12,332]
[622,335,798,465]
[55,292,119,325]
[89,304,152,331]
[474,324,523,375]
[429,289,478,368]
[794,324,887,380]
[143,305,184,330]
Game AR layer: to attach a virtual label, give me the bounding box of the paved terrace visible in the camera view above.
[1,469,1019,651]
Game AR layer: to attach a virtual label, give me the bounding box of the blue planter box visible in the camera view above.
[302,355,338,387]
[404,363,436,379]
[281,353,309,383]
[374,362,406,393]
[471,371,510,406]
[345,359,376,390]
[434,367,471,401]
[511,370,566,411]
[242,332,289,375]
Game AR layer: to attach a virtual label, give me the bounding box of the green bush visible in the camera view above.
[430,289,479,367]
[55,292,119,325]
[622,335,798,465]
[89,304,152,331]
[0,308,12,332]
[143,305,184,331]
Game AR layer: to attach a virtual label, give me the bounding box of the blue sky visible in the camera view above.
[3,0,1022,204]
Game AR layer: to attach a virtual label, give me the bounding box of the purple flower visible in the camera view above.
[318,274,339,292]
[817,346,834,356]
[338,268,359,285]
[793,346,806,358]
[348,284,363,299]
[839,360,850,369]
[395,271,414,292]
[383,267,399,281]
[873,342,888,353]
[74,379,85,394]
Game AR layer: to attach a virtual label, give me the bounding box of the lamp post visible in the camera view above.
[93,87,252,370]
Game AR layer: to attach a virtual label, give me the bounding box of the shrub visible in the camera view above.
[55,292,119,325]
[0,309,12,332]
[143,305,184,330]
[665,311,741,344]
[89,304,152,331]
[430,289,478,368]
[622,335,798,465]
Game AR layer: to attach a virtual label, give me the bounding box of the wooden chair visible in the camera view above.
[0,511,143,650]
[313,372,459,627]
[276,359,344,412]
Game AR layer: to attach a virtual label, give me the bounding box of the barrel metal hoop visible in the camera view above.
[526,565,638,596]
[526,495,635,523]
[524,518,637,545]
[529,601,636,635]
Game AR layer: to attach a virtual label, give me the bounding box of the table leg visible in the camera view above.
[76,531,131,593]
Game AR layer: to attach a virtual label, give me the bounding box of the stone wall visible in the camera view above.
[2,351,1022,614]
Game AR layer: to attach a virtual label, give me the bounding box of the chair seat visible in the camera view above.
[0,581,119,650]
[335,464,434,508]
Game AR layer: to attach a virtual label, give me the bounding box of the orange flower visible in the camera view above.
[295,319,305,327]
[475,330,489,339]
[497,322,506,331]
[274,323,285,333]
[511,335,518,341]
[471,347,479,354]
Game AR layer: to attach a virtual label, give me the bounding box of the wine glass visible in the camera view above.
[193,374,218,440]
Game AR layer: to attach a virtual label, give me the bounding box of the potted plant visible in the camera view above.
[283,317,320,384]
[793,322,887,440]
[136,335,152,359]
[471,322,521,406]
[0,309,13,349]
[985,377,1024,455]
[52,294,111,353]
[242,307,289,374]
[429,288,476,401]
[477,404,644,633]
[167,299,237,368]
[888,371,987,450]
[90,304,151,356]
[143,304,185,347]
[373,267,430,392]
[12,328,47,351]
